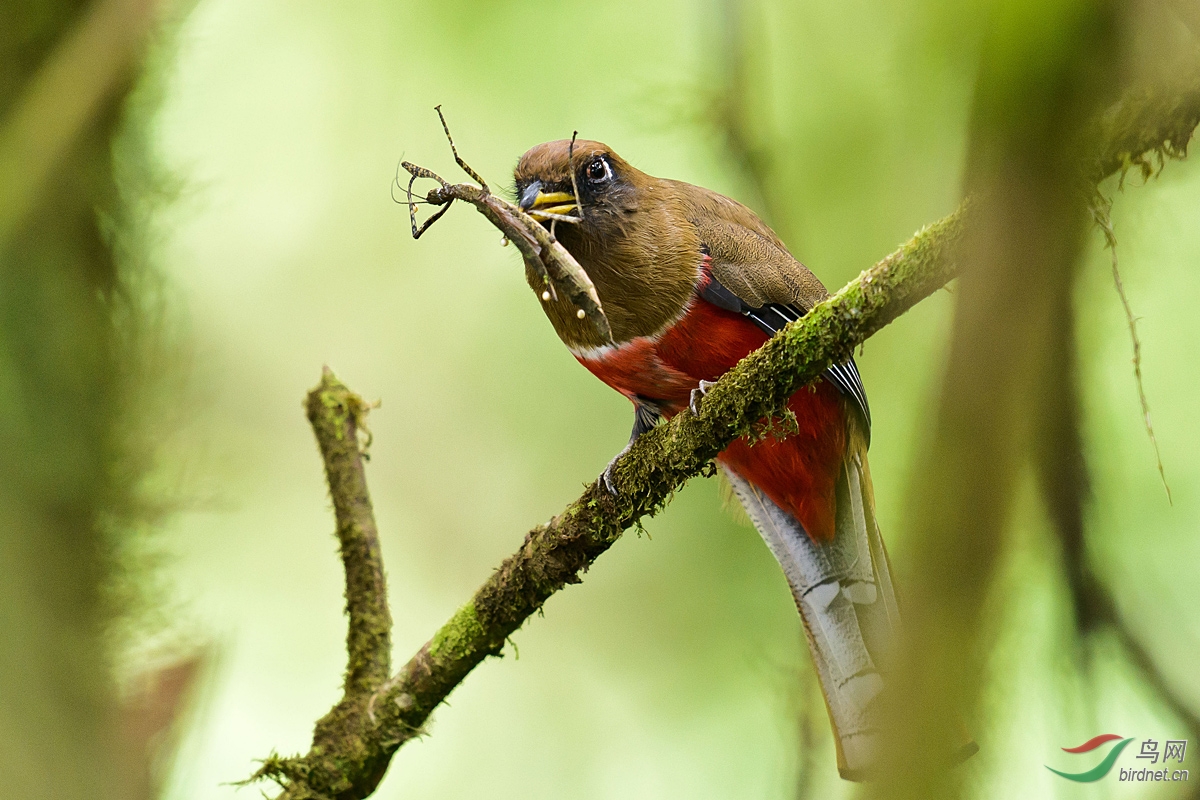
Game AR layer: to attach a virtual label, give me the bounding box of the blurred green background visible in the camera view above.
[109,0,1200,797]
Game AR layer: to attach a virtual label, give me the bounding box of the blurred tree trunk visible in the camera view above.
[0,2,154,797]
[875,0,1122,796]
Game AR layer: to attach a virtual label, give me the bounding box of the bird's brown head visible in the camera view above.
[513,139,700,347]
[513,139,646,250]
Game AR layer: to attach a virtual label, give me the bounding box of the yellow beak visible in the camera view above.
[526,190,579,220]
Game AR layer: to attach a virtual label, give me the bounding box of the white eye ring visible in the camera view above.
[585,158,612,184]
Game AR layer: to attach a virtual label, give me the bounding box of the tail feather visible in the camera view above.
[723,441,899,780]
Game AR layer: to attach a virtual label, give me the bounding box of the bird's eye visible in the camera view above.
[585,158,611,185]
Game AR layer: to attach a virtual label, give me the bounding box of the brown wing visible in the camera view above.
[672,180,871,437]
[671,180,828,311]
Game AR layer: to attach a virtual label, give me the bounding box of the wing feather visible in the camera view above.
[698,275,872,441]
[680,187,870,438]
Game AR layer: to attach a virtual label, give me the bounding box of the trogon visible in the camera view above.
[513,139,899,780]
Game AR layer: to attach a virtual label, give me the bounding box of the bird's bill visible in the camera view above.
[525,190,579,221]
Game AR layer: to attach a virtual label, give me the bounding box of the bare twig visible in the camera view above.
[1091,196,1172,502]
[1089,62,1200,472]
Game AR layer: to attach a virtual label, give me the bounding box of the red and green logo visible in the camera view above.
[1046,734,1135,782]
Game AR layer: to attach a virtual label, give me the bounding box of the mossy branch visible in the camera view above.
[247,369,393,799]
[249,75,1200,800]
[306,368,392,696]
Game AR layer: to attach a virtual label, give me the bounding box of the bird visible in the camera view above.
[512,138,900,780]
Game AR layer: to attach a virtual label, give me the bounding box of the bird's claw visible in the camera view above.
[689,380,717,415]
[601,460,618,495]
[600,443,632,496]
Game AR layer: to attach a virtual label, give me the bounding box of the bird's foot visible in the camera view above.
[689,380,717,415]
[600,443,633,496]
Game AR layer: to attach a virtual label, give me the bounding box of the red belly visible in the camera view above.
[576,298,846,542]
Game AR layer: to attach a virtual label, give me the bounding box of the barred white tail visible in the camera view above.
[723,445,900,780]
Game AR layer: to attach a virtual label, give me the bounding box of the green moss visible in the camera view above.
[308,369,375,448]
[428,601,487,663]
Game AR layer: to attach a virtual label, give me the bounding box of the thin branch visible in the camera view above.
[1084,24,1200,501]
[248,369,392,799]
[307,369,391,695]
[1090,197,1172,502]
[1081,54,1200,507]
[249,78,1200,799]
